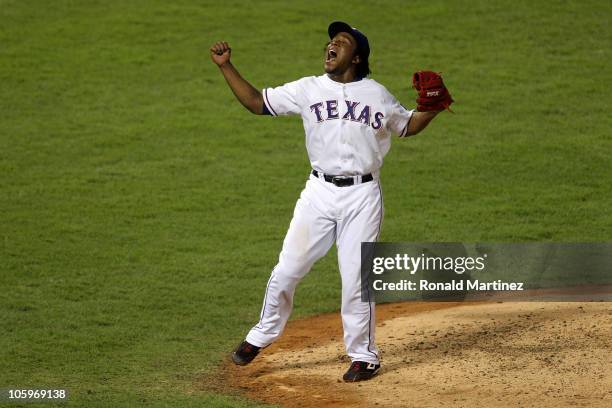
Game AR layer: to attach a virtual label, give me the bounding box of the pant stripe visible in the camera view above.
[366,182,384,361]
[375,182,384,241]
[255,266,276,330]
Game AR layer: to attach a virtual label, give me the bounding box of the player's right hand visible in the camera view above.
[210,41,231,66]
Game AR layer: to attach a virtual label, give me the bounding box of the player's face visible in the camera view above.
[324,32,359,76]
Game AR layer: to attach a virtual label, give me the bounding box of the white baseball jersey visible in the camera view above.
[262,74,414,176]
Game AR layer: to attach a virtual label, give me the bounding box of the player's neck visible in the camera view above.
[326,70,359,84]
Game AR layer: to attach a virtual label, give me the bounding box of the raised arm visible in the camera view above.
[210,42,265,115]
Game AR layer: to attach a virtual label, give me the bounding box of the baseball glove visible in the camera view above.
[412,71,454,112]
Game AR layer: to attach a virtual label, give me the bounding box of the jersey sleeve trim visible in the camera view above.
[400,118,410,137]
[399,109,415,137]
[262,102,272,116]
[263,88,278,117]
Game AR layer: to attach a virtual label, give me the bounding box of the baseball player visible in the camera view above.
[210,21,453,382]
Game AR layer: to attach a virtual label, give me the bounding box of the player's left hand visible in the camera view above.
[412,71,454,112]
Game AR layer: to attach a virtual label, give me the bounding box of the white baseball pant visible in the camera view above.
[246,173,382,364]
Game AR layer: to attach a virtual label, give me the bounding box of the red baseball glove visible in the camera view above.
[412,71,454,112]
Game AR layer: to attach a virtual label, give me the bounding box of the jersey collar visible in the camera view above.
[322,73,368,88]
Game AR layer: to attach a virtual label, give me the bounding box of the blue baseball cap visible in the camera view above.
[328,21,370,60]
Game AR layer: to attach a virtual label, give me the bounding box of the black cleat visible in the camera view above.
[231,341,261,366]
[342,361,381,382]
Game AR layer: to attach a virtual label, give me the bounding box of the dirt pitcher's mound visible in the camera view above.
[222,302,612,407]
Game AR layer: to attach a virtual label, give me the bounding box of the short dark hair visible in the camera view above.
[355,53,371,79]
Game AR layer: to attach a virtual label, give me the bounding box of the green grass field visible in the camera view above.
[1,1,610,406]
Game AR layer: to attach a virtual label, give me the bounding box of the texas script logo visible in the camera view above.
[309,100,384,129]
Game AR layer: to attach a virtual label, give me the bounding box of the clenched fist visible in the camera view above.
[210,41,232,66]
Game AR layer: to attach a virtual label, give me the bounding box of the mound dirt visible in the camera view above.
[218,301,612,407]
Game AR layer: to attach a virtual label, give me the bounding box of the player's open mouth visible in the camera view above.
[326,49,337,62]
